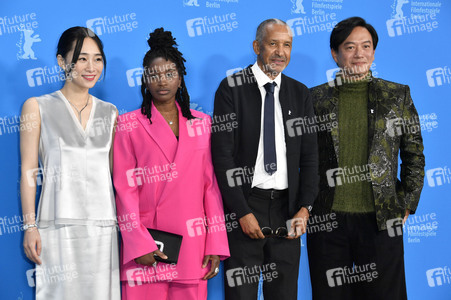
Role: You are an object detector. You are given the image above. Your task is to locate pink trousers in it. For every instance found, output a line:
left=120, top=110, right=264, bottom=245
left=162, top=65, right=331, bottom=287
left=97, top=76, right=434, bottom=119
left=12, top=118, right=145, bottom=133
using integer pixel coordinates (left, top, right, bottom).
left=121, top=280, right=208, bottom=300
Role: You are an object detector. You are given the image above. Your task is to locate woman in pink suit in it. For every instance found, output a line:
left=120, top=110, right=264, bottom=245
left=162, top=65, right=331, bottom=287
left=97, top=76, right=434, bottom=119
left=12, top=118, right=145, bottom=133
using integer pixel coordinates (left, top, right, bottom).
left=113, top=28, right=229, bottom=300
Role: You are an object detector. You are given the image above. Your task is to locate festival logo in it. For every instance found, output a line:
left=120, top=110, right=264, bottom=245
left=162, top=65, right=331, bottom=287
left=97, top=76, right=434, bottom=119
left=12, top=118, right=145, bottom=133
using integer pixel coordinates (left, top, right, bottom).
left=386, top=0, right=441, bottom=37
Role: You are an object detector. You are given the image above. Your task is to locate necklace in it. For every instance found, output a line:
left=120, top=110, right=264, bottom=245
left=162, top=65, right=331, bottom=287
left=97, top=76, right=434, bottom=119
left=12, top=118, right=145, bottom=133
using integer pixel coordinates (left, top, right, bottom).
left=66, top=94, right=90, bottom=122
left=162, top=111, right=178, bottom=125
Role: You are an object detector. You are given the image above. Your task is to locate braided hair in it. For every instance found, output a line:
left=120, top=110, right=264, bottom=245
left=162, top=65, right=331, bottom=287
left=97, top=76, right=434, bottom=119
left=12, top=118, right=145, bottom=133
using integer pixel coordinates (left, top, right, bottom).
left=140, top=28, right=194, bottom=123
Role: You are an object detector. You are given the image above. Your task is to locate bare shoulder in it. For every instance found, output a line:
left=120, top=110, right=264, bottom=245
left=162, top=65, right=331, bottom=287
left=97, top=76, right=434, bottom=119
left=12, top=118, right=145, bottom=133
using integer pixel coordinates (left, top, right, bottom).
left=22, top=97, right=39, bottom=111
left=21, top=97, right=40, bottom=121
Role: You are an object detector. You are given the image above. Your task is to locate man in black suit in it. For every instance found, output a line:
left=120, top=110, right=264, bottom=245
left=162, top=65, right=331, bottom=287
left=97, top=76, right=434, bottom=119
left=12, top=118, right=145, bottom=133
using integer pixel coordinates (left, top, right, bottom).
left=211, top=19, right=319, bottom=300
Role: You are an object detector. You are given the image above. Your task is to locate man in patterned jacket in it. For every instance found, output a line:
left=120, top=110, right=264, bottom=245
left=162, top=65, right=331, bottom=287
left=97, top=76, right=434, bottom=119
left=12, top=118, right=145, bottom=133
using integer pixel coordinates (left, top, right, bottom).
left=307, top=17, right=425, bottom=300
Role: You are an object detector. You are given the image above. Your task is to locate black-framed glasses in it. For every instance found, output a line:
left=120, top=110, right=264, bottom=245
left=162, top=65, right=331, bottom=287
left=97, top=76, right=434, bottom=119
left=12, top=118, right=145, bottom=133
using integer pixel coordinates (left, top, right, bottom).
left=261, top=227, right=288, bottom=238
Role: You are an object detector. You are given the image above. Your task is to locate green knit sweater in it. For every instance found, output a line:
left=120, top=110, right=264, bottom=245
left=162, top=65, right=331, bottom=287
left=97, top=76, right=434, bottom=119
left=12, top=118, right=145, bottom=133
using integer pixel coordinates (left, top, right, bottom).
left=332, top=79, right=375, bottom=213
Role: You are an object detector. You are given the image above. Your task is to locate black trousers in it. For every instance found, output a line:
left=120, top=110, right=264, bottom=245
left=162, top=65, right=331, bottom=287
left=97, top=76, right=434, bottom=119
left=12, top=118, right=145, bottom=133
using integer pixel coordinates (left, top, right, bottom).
left=224, top=189, right=301, bottom=300
left=307, top=212, right=407, bottom=300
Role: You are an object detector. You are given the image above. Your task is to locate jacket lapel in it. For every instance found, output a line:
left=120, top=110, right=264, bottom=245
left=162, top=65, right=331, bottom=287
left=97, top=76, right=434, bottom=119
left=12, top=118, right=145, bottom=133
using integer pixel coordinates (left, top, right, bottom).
left=154, top=103, right=192, bottom=209
left=328, top=75, right=378, bottom=164
left=244, top=67, right=264, bottom=162
left=137, top=103, right=178, bottom=163
left=173, top=104, right=197, bottom=168
left=367, top=78, right=379, bottom=154
left=327, top=86, right=340, bottom=163
left=279, top=75, right=295, bottom=153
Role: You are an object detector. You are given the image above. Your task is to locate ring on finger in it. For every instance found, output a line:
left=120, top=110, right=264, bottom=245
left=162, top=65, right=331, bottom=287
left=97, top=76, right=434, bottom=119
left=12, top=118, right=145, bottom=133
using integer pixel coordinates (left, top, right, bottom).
left=214, top=267, right=219, bottom=274
left=152, top=261, right=158, bottom=267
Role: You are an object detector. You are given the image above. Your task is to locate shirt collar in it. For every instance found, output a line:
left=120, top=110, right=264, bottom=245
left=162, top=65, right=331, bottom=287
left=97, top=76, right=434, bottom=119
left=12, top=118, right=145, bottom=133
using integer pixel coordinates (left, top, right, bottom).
left=251, top=61, right=282, bottom=89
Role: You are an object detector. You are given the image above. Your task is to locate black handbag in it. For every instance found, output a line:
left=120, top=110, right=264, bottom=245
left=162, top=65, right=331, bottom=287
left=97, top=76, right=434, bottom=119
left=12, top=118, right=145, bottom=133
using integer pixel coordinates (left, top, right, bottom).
left=147, top=228, right=183, bottom=264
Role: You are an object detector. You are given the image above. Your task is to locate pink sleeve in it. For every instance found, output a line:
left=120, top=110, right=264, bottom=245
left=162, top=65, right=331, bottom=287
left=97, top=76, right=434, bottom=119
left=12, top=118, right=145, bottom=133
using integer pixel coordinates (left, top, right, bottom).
left=203, top=118, right=230, bottom=260
left=113, top=120, right=158, bottom=265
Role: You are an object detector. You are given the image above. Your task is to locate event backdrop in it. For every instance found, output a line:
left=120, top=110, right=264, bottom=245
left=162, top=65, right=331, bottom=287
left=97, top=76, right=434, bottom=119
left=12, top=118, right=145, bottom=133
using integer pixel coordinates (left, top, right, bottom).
left=0, top=0, right=450, bottom=299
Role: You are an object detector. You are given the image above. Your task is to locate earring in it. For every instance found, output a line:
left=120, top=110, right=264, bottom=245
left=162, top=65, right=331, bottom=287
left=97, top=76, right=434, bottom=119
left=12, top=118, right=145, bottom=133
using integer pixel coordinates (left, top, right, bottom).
left=65, top=70, right=73, bottom=82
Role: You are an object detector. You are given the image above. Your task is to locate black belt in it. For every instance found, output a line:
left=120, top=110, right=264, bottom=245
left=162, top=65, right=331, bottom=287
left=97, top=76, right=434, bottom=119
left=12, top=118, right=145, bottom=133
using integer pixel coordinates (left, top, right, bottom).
left=252, top=187, right=288, bottom=199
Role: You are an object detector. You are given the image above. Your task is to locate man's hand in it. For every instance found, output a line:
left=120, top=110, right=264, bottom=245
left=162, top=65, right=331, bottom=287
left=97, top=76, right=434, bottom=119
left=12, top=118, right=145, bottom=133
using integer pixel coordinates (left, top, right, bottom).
left=403, top=209, right=410, bottom=225
left=239, top=213, right=265, bottom=239
left=287, top=207, right=309, bottom=239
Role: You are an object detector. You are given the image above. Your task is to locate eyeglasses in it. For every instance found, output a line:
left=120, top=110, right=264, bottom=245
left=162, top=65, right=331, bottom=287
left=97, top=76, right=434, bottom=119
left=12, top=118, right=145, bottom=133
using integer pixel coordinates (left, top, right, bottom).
left=261, top=227, right=288, bottom=238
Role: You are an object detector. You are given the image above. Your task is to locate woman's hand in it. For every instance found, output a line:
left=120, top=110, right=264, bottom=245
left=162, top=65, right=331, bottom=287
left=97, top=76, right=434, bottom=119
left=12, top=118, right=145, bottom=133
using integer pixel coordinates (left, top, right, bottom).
left=202, top=255, right=220, bottom=280
left=134, top=249, right=168, bottom=266
left=23, top=228, right=42, bottom=265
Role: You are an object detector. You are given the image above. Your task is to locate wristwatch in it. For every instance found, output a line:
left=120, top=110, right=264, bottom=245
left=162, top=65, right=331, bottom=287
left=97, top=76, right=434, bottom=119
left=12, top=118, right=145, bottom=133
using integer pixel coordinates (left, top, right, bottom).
left=301, top=205, right=313, bottom=215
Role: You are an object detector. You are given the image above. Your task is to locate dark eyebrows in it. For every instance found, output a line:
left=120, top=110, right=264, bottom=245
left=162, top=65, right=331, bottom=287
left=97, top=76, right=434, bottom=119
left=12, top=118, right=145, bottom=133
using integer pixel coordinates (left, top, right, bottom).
left=343, top=40, right=372, bottom=46
left=79, top=52, right=102, bottom=56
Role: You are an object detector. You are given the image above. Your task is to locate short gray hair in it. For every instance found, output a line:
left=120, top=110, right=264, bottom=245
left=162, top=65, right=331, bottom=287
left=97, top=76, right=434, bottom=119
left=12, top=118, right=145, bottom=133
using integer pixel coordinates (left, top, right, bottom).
left=255, top=19, right=291, bottom=44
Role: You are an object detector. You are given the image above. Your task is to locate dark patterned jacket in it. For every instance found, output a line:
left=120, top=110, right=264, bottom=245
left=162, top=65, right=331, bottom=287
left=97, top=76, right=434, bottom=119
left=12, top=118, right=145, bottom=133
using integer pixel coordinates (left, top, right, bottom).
left=310, top=75, right=425, bottom=230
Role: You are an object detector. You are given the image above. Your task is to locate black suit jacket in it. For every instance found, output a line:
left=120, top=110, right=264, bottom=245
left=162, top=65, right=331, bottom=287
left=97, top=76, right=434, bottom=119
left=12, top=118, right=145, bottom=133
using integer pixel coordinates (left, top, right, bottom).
left=211, top=66, right=319, bottom=219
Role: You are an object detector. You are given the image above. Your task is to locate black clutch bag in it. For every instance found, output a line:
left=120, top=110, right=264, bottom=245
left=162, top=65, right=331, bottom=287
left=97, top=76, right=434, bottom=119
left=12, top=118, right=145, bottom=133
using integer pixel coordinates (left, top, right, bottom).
left=147, top=228, right=183, bottom=264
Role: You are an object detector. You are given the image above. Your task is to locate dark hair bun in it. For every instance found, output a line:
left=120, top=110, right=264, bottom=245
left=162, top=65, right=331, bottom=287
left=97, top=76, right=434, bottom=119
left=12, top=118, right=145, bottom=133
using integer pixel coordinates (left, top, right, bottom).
left=147, top=27, right=178, bottom=50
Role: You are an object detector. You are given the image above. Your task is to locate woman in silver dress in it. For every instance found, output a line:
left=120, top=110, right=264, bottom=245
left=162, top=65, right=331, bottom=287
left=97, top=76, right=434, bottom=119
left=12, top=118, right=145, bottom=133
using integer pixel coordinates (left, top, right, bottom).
left=20, top=27, right=120, bottom=299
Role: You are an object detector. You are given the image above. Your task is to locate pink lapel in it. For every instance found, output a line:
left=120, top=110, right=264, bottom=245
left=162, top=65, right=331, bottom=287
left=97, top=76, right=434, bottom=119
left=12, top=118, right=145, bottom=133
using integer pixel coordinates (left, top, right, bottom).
left=172, top=105, right=205, bottom=169
left=136, top=103, right=203, bottom=210
left=172, top=104, right=189, bottom=166
left=137, top=103, right=178, bottom=163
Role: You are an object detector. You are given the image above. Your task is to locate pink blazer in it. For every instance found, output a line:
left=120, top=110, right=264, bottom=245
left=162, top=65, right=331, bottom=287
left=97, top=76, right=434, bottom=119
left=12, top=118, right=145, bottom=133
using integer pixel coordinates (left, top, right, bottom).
left=113, top=103, right=229, bottom=283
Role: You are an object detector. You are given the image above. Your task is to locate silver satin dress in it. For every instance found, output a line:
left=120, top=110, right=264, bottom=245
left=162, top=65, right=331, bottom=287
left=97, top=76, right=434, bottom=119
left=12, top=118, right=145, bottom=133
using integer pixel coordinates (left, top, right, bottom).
left=34, top=91, right=120, bottom=299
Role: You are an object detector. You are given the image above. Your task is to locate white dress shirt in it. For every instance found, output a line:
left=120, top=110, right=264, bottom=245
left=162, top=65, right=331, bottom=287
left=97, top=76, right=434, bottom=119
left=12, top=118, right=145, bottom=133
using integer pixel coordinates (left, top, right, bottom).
left=251, top=62, right=288, bottom=190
